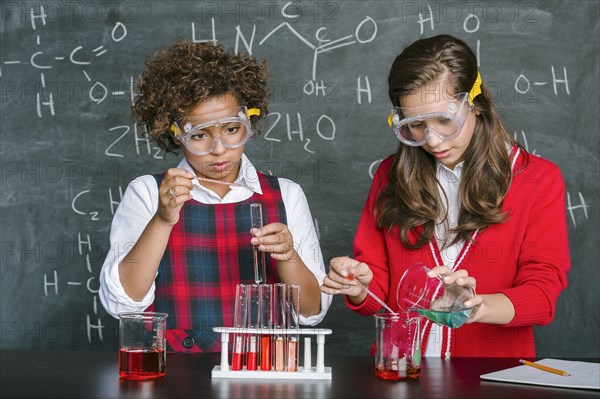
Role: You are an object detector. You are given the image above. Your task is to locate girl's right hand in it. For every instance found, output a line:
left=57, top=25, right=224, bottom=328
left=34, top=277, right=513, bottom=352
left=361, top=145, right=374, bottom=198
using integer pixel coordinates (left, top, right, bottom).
left=155, top=168, right=194, bottom=225
left=320, top=256, right=373, bottom=297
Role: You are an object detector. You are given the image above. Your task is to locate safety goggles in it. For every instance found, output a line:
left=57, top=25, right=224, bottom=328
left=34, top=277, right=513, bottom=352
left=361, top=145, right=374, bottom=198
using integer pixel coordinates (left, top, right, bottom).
left=388, top=92, right=474, bottom=147
left=171, top=106, right=260, bottom=155
left=388, top=72, right=482, bottom=147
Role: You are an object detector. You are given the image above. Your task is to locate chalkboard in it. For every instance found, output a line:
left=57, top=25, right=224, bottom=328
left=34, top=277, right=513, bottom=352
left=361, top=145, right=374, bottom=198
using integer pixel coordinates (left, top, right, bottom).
left=1, top=1, right=598, bottom=358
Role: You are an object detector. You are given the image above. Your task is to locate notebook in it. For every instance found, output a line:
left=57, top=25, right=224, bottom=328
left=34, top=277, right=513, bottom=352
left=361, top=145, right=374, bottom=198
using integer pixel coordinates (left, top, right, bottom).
left=480, top=358, right=600, bottom=390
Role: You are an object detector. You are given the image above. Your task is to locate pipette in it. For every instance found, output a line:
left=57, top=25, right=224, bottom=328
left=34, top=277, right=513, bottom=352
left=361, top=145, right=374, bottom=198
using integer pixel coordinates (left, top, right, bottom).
left=193, top=176, right=242, bottom=187
left=347, top=273, right=398, bottom=316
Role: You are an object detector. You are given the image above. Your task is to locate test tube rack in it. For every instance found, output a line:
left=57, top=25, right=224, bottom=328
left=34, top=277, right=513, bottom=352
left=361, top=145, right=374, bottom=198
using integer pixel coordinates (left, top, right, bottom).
left=211, top=327, right=332, bottom=380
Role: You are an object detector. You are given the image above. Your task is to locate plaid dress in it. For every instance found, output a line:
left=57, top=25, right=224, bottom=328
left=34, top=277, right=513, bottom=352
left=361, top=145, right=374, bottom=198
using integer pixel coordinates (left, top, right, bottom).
left=149, top=172, right=287, bottom=353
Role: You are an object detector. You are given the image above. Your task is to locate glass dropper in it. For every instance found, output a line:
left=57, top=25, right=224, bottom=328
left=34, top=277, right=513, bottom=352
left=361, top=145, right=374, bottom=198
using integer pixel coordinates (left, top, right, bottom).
left=347, top=273, right=398, bottom=316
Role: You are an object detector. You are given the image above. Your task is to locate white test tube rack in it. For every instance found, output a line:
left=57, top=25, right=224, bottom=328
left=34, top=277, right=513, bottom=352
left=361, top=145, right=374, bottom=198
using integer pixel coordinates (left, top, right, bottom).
left=211, top=327, right=332, bottom=380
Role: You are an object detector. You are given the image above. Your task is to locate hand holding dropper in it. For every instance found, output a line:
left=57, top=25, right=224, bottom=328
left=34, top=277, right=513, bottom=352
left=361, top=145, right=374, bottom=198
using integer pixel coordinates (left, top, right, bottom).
left=347, top=273, right=398, bottom=316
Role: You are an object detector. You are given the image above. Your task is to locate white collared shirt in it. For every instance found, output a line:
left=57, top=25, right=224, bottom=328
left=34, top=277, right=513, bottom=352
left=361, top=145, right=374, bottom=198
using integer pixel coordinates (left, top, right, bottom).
left=99, top=154, right=331, bottom=326
left=424, top=161, right=464, bottom=357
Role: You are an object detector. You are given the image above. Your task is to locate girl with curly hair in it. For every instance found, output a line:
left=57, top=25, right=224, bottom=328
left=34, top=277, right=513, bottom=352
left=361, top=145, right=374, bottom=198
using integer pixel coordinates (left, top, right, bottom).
left=321, top=35, right=570, bottom=357
left=100, top=40, right=331, bottom=353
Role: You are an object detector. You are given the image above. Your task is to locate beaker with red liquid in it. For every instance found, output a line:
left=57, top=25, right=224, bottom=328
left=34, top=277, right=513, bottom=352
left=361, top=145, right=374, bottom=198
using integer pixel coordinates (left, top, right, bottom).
left=374, top=313, right=421, bottom=381
left=118, top=312, right=168, bottom=380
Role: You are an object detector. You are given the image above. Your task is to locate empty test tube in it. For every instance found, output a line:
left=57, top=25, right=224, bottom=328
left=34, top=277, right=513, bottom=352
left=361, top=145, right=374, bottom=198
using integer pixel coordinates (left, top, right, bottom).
left=250, top=203, right=266, bottom=284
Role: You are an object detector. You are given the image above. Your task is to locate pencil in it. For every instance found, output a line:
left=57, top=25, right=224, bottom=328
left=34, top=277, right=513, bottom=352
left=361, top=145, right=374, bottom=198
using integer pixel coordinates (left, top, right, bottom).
left=519, top=359, right=571, bottom=377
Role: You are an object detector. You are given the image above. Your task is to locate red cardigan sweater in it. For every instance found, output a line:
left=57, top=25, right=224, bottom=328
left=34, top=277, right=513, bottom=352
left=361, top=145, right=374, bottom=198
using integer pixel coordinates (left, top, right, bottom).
left=347, top=148, right=570, bottom=357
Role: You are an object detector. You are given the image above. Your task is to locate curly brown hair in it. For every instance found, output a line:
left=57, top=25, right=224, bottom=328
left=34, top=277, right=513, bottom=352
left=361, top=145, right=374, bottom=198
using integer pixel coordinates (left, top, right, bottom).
left=132, top=40, right=270, bottom=153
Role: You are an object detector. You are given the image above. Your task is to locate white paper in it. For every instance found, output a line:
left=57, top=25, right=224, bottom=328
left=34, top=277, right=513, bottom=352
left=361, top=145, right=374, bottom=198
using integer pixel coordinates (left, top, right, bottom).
left=480, top=359, right=600, bottom=390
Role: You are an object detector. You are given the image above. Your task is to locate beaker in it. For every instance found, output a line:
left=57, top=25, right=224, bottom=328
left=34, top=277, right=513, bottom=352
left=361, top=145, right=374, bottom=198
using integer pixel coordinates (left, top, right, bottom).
left=118, top=312, right=168, bottom=380
left=374, top=313, right=421, bottom=381
left=396, top=262, right=475, bottom=328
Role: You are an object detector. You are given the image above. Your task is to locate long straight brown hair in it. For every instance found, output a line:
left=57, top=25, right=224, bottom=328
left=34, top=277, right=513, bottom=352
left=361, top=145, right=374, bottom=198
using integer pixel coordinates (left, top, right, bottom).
left=376, top=34, right=526, bottom=249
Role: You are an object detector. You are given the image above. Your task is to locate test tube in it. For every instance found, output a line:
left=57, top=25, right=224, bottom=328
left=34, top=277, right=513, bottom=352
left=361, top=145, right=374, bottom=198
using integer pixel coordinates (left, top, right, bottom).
left=272, top=283, right=287, bottom=371
left=231, top=284, right=248, bottom=371
left=246, top=284, right=260, bottom=371
left=259, top=284, right=273, bottom=371
left=250, top=203, right=266, bottom=284
left=286, top=285, right=300, bottom=372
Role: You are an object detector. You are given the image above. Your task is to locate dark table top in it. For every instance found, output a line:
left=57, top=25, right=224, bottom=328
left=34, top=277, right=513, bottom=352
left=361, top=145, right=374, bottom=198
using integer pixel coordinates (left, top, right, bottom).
left=1, top=350, right=598, bottom=399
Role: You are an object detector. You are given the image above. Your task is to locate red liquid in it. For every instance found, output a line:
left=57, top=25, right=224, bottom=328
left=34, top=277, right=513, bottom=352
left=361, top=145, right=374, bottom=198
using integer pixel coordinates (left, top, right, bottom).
left=231, top=335, right=244, bottom=371
left=246, top=351, right=258, bottom=370
left=119, top=349, right=165, bottom=380
left=375, top=365, right=400, bottom=380
left=260, top=335, right=271, bottom=371
left=375, top=364, right=421, bottom=381
left=246, top=335, right=258, bottom=370
left=231, top=352, right=243, bottom=371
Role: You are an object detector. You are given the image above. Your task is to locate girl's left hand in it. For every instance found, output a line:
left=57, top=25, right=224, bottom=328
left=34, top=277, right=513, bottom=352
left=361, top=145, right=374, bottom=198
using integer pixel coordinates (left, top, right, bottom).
left=251, top=223, right=297, bottom=261
left=427, top=265, right=484, bottom=323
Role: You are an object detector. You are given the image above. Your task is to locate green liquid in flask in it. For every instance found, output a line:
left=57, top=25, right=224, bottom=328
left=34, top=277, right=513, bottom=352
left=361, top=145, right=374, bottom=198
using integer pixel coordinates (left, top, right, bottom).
left=412, top=308, right=471, bottom=328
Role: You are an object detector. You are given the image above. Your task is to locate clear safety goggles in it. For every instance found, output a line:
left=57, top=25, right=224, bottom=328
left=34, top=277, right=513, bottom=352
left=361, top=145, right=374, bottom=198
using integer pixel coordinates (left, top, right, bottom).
left=388, top=92, right=474, bottom=147
left=171, top=106, right=260, bottom=155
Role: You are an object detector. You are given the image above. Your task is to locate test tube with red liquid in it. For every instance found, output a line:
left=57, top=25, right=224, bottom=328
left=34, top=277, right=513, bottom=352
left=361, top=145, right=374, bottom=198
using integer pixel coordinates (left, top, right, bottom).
left=259, top=284, right=273, bottom=371
left=286, top=285, right=300, bottom=372
left=250, top=203, right=266, bottom=284
left=272, top=283, right=287, bottom=371
left=245, top=284, right=260, bottom=371
left=231, top=284, right=248, bottom=371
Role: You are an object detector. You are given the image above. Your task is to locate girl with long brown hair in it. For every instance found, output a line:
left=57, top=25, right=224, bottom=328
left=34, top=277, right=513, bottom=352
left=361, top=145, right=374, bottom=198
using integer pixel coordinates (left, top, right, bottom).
left=321, top=34, right=570, bottom=357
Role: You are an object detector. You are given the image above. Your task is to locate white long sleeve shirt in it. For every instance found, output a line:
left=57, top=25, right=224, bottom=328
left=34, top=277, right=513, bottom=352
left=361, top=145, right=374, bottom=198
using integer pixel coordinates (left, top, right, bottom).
left=424, top=161, right=464, bottom=357
left=99, top=154, right=331, bottom=326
